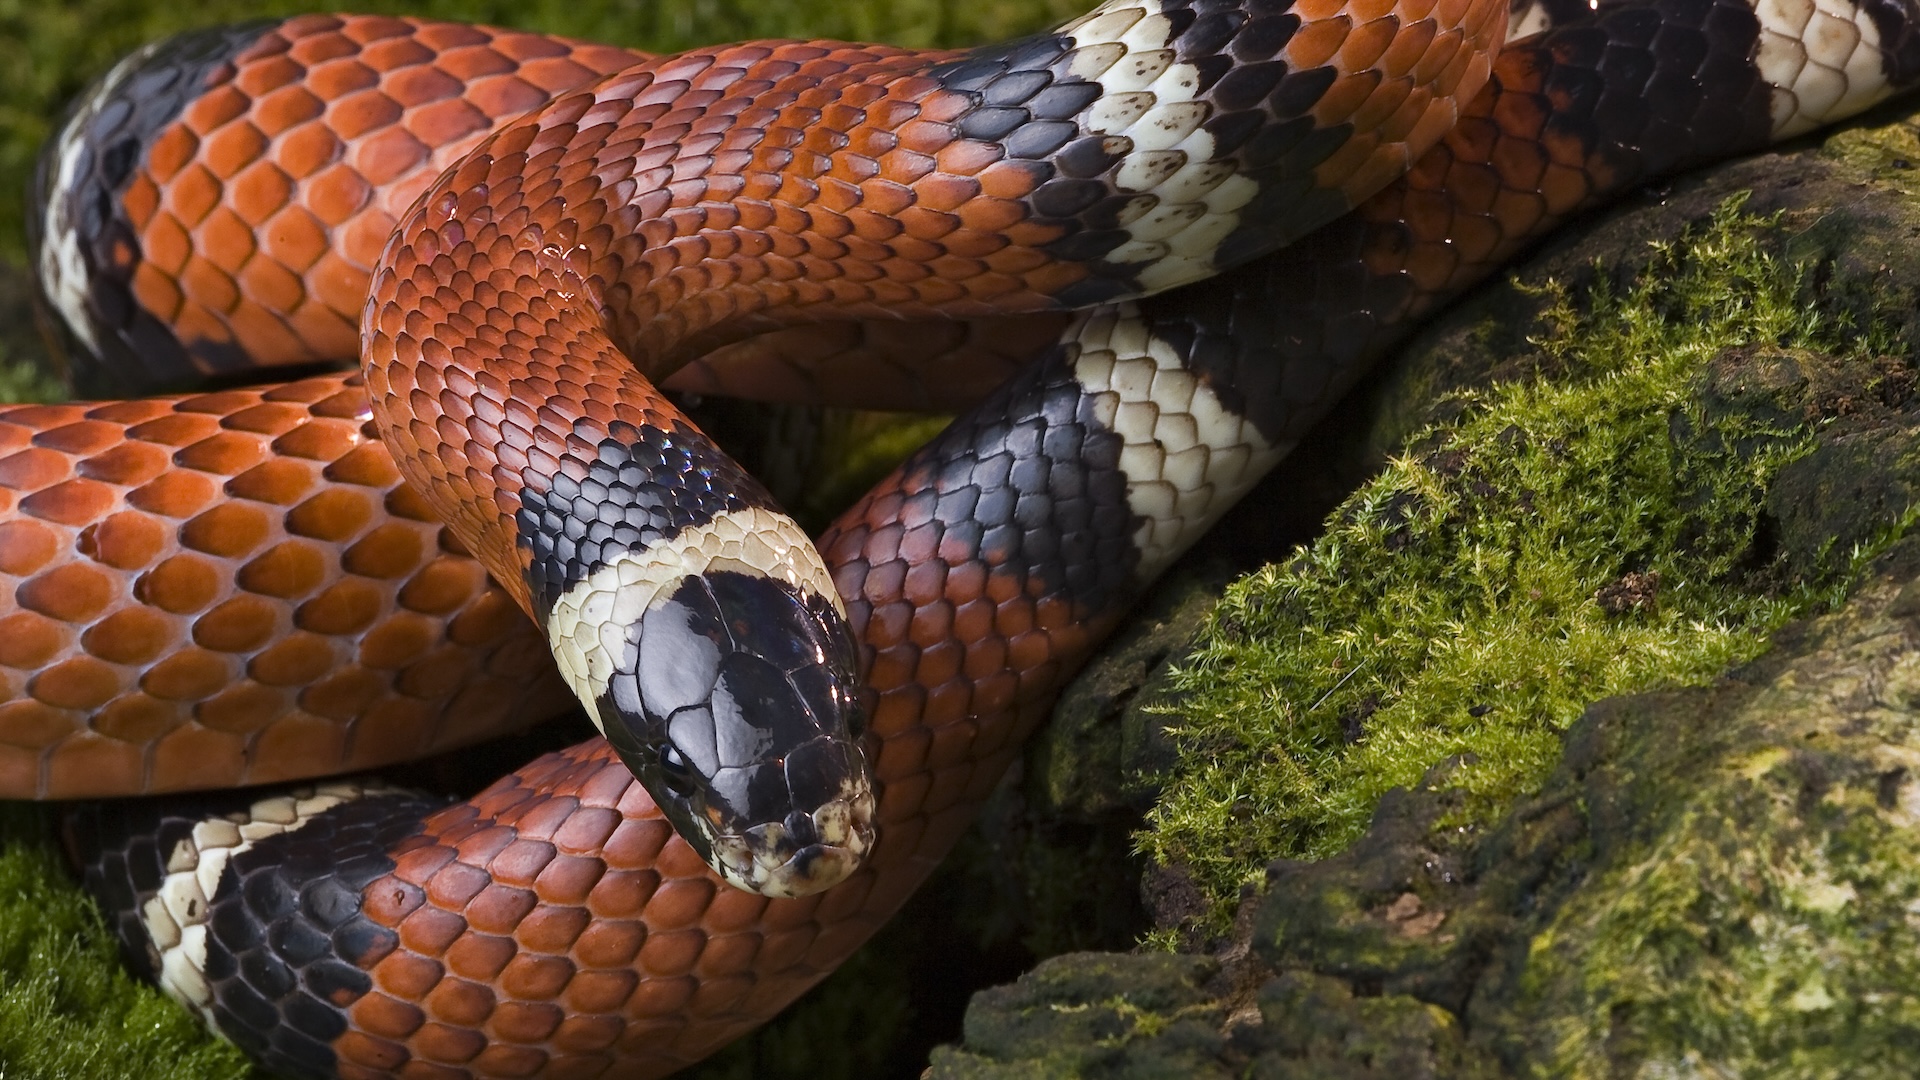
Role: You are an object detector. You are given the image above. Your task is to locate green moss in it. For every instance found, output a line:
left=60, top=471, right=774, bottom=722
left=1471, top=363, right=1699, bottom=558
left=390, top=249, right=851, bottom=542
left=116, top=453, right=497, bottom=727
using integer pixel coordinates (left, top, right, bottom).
left=1818, top=106, right=1920, bottom=196
left=0, top=352, right=61, bottom=405
left=0, top=805, right=252, bottom=1078
left=927, top=953, right=1231, bottom=1079
left=792, top=411, right=957, bottom=531
left=1136, top=197, right=1909, bottom=935
left=1512, top=746, right=1920, bottom=1075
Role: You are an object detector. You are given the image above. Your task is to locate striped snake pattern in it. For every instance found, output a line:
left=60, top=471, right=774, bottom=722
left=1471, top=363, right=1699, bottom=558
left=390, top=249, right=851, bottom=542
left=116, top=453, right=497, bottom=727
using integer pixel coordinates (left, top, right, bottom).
left=7, top=0, right=1918, bottom=1074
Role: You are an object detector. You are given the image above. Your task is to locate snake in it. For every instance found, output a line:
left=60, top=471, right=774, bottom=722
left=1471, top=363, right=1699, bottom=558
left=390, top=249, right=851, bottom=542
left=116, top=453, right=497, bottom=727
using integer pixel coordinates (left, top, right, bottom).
left=7, top=0, right=1917, bottom=1075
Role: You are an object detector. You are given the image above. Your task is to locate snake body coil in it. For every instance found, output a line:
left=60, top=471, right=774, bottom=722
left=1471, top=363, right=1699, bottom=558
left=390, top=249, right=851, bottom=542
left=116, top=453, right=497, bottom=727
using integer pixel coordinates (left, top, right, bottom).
left=10, top=0, right=1920, bottom=1075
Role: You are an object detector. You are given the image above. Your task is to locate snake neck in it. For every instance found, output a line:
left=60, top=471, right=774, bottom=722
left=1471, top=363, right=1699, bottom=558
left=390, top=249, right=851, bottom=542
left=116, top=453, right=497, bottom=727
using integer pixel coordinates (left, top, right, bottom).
left=356, top=0, right=1509, bottom=893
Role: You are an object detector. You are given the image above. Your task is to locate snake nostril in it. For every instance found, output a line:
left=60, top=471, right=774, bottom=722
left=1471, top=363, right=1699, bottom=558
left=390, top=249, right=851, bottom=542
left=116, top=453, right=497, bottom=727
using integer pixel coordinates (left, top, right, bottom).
left=783, top=809, right=819, bottom=846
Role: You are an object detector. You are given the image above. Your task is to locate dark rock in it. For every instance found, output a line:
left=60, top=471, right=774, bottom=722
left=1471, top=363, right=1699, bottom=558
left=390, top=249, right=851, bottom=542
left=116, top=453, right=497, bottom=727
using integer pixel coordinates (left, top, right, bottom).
left=928, top=952, right=1233, bottom=1079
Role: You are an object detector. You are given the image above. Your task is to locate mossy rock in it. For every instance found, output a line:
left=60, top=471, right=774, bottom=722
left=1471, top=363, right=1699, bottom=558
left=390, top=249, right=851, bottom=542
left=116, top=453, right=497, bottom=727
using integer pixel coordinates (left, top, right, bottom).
left=1469, top=551, right=1920, bottom=1073
left=931, top=88, right=1920, bottom=1080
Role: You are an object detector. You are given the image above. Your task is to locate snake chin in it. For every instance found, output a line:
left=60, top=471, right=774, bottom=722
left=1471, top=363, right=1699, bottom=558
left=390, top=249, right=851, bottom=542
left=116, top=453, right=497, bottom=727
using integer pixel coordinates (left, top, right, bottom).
left=634, top=731, right=878, bottom=897
left=709, top=782, right=878, bottom=898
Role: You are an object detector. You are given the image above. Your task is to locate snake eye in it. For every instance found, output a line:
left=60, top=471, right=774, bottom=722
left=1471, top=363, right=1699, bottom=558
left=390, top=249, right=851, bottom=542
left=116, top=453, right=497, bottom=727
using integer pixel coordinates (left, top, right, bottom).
left=657, top=743, right=696, bottom=797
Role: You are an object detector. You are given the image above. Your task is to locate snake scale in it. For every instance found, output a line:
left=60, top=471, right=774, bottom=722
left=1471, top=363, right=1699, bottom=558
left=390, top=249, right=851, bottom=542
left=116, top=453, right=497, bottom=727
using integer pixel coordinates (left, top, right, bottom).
left=4, top=0, right=1916, bottom=1074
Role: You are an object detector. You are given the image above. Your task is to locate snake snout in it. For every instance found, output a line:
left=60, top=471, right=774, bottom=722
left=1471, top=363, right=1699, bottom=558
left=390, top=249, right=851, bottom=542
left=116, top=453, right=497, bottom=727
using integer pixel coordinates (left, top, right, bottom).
left=713, top=745, right=877, bottom=898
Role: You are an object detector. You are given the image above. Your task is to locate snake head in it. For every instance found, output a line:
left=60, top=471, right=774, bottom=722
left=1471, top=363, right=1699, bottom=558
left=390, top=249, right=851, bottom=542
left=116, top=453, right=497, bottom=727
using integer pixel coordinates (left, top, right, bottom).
left=609, top=570, right=875, bottom=898
left=542, top=504, right=875, bottom=899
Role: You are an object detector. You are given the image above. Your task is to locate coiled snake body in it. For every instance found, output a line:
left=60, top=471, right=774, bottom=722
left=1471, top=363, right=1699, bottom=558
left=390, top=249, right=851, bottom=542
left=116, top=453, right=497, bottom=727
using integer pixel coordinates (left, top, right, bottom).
left=10, top=0, right=1919, bottom=1075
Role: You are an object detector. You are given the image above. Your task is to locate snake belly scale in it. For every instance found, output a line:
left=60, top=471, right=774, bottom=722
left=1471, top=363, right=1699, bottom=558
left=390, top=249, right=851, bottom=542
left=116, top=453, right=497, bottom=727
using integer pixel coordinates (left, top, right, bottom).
left=8, top=0, right=1918, bottom=1075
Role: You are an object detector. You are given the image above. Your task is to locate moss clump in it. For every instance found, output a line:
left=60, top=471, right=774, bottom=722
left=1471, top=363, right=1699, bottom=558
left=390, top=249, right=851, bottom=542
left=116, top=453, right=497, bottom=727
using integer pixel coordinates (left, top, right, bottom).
left=0, top=805, right=252, bottom=1079
left=0, top=351, right=60, bottom=404
left=929, top=955, right=1506, bottom=1078
left=1503, top=698, right=1920, bottom=1075
left=792, top=411, right=958, bottom=532
left=926, top=953, right=1231, bottom=1078
left=1137, top=197, right=1908, bottom=936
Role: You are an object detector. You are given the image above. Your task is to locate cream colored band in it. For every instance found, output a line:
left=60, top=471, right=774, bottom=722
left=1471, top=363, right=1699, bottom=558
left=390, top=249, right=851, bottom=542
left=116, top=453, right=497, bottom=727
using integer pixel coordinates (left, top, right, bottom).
left=544, top=506, right=844, bottom=728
